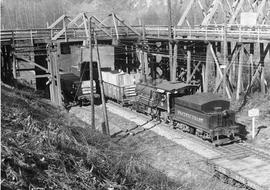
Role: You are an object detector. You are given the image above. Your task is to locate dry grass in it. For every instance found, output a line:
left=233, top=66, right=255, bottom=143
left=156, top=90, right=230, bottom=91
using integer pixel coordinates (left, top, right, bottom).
left=1, top=85, right=181, bottom=190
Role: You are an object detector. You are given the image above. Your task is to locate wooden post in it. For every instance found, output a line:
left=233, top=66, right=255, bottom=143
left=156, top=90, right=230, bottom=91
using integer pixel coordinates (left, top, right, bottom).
left=167, top=0, right=174, bottom=81
left=54, top=52, right=62, bottom=106
left=169, top=42, right=173, bottom=81
left=48, top=50, right=56, bottom=104
left=125, top=45, right=128, bottom=72
left=236, top=45, right=244, bottom=100
left=250, top=43, right=254, bottom=87
left=202, top=63, right=205, bottom=92
left=12, top=54, right=17, bottom=80
left=141, top=50, right=146, bottom=82
left=260, top=43, right=266, bottom=94
left=186, top=49, right=191, bottom=84
left=204, top=43, right=211, bottom=92
left=63, top=18, right=67, bottom=42
left=94, top=32, right=110, bottom=135
left=89, top=17, right=95, bottom=130
left=172, top=43, right=178, bottom=82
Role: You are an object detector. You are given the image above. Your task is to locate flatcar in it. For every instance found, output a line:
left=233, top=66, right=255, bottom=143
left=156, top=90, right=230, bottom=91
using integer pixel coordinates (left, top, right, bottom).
left=172, top=93, right=240, bottom=145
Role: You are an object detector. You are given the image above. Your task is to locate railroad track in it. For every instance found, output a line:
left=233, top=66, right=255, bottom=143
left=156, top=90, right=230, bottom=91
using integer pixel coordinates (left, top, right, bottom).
left=107, top=101, right=270, bottom=162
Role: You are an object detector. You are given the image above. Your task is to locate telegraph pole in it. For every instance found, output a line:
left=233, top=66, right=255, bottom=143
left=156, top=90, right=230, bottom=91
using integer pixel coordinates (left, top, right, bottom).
left=89, top=17, right=95, bottom=130
left=223, top=13, right=228, bottom=97
left=94, top=32, right=110, bottom=135
left=167, top=0, right=174, bottom=82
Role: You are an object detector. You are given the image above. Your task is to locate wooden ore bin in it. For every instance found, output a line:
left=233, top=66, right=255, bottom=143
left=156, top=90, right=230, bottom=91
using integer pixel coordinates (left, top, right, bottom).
left=101, top=70, right=140, bottom=105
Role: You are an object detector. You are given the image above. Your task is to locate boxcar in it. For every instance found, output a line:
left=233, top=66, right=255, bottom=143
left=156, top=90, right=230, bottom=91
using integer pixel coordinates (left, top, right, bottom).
left=173, top=93, right=240, bottom=145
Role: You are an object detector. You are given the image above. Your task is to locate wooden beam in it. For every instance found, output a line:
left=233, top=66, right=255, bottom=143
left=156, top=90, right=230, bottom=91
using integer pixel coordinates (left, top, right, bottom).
left=260, top=43, right=266, bottom=94
left=209, top=44, right=231, bottom=98
left=257, top=0, right=267, bottom=24
left=229, top=0, right=245, bottom=26
left=236, top=44, right=244, bottom=100
left=83, top=14, right=89, bottom=38
left=214, top=44, right=241, bottom=92
left=244, top=63, right=262, bottom=94
left=114, top=14, right=141, bottom=36
left=186, top=49, right=191, bottom=84
left=14, top=54, right=49, bottom=73
left=172, top=43, right=178, bottom=82
left=169, top=42, right=173, bottom=81
left=186, top=61, right=201, bottom=83
left=112, top=13, right=119, bottom=40
left=52, top=13, right=84, bottom=40
left=201, top=0, right=221, bottom=26
left=177, top=0, right=195, bottom=26
left=47, top=15, right=66, bottom=29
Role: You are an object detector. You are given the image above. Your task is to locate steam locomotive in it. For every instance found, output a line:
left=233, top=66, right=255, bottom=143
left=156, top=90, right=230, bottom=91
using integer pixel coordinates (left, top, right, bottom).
left=60, top=68, right=240, bottom=145
left=133, top=80, right=240, bottom=145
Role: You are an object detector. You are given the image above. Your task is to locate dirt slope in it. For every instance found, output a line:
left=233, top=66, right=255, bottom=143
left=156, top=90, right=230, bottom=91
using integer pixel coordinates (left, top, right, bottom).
left=1, top=85, right=180, bottom=190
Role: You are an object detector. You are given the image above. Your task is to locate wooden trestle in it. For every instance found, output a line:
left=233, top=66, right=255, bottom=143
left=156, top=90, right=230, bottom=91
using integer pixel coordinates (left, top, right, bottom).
left=1, top=0, right=270, bottom=105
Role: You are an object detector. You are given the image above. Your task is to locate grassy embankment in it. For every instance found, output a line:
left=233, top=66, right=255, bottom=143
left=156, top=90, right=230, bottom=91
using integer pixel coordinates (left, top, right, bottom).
left=1, top=85, right=181, bottom=190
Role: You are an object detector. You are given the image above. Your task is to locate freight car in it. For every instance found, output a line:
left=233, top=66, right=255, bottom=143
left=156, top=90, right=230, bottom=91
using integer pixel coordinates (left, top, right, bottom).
left=172, top=93, right=240, bottom=145
left=101, top=70, right=140, bottom=105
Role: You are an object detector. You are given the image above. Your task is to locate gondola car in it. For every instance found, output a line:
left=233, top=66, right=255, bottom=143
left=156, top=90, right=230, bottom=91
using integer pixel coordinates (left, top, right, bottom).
left=172, top=93, right=240, bottom=145
left=133, top=80, right=198, bottom=121
left=101, top=70, right=140, bottom=105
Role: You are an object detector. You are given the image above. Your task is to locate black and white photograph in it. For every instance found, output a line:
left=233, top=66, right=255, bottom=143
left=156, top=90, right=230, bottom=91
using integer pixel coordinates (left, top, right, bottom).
left=1, top=0, right=270, bottom=189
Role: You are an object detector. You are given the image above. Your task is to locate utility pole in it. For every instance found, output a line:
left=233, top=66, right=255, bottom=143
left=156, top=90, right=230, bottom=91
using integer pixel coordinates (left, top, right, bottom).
left=89, top=17, right=95, bottom=130
left=167, top=0, right=174, bottom=82
left=94, top=32, right=110, bottom=135
left=223, top=14, right=228, bottom=98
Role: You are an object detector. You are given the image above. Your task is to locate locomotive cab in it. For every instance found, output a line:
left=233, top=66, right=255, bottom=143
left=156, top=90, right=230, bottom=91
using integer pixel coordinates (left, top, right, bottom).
left=134, top=80, right=198, bottom=121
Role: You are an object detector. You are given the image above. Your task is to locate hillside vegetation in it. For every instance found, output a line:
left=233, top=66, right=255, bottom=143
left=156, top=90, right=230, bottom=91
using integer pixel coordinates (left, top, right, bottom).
left=1, top=85, right=180, bottom=189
